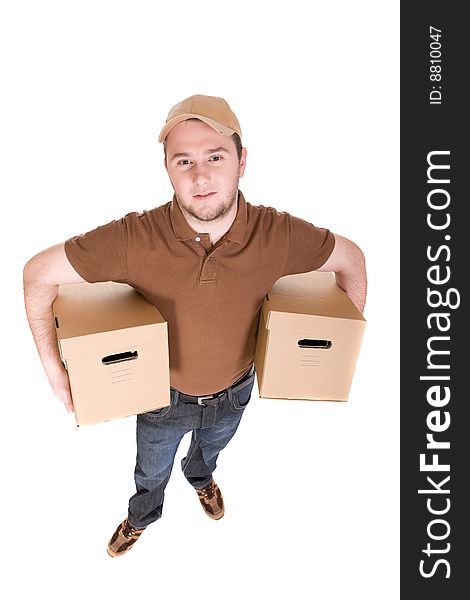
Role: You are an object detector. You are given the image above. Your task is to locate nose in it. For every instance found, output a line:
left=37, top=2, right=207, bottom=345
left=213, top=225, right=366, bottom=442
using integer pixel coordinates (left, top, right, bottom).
left=192, top=161, right=210, bottom=186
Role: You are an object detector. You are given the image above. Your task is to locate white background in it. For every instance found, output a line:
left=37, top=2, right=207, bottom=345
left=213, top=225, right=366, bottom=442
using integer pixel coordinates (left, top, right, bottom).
left=0, top=1, right=399, bottom=598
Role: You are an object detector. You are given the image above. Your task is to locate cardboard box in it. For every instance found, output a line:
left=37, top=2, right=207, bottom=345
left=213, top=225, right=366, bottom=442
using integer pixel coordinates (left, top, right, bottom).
left=53, top=282, right=170, bottom=426
left=255, top=271, right=365, bottom=402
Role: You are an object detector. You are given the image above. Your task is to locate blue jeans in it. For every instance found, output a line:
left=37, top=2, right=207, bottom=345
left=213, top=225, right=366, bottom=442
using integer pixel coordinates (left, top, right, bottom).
left=127, top=370, right=255, bottom=529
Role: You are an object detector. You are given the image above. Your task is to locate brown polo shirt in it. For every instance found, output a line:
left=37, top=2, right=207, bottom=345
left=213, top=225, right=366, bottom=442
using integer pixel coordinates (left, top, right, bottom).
left=64, top=189, right=335, bottom=395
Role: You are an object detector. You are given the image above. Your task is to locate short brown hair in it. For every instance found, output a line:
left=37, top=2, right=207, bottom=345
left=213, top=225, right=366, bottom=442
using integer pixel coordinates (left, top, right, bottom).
left=163, top=118, right=242, bottom=163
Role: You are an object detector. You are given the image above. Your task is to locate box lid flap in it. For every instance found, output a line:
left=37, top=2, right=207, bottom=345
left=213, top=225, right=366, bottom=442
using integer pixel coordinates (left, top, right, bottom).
left=53, top=282, right=165, bottom=339
left=264, top=271, right=365, bottom=330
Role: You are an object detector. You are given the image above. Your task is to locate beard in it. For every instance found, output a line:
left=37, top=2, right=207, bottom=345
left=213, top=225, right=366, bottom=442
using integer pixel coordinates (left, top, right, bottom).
left=176, top=180, right=239, bottom=223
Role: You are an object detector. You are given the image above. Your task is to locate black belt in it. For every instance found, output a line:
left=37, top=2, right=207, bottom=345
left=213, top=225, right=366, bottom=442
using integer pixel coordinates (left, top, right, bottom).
left=177, top=364, right=255, bottom=406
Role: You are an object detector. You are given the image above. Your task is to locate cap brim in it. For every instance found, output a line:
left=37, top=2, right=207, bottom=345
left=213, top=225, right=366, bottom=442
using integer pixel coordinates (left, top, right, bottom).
left=158, top=114, right=236, bottom=143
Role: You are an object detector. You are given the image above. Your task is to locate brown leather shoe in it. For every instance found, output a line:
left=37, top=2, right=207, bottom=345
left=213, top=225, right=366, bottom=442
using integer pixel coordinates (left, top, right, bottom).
left=196, top=479, right=225, bottom=520
left=107, top=518, right=146, bottom=557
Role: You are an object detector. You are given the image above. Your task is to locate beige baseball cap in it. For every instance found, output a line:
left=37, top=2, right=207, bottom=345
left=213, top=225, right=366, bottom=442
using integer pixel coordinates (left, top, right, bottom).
left=158, top=94, right=242, bottom=143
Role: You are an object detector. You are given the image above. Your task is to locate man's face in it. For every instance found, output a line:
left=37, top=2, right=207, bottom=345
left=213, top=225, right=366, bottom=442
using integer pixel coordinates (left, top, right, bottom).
left=164, top=119, right=246, bottom=223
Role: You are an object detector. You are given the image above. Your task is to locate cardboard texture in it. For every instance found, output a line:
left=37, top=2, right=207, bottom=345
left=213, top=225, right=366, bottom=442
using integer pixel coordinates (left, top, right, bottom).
left=53, top=282, right=170, bottom=426
left=255, top=271, right=366, bottom=402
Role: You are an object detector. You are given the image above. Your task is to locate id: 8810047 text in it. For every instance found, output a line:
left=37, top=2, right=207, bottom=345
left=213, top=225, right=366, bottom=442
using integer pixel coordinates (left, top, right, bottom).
left=429, top=26, right=442, bottom=105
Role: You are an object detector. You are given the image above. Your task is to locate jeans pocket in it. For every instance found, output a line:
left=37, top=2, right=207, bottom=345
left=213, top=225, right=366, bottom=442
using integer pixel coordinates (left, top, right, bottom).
left=141, top=404, right=173, bottom=421
left=229, top=377, right=255, bottom=412
left=141, top=391, right=176, bottom=420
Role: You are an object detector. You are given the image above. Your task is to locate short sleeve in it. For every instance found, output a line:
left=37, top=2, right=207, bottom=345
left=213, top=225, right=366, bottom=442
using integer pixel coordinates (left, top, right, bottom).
left=282, top=214, right=335, bottom=276
left=64, top=217, right=128, bottom=283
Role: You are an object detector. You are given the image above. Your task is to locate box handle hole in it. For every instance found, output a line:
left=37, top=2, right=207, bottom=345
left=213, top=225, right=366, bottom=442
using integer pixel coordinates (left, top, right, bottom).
left=102, top=350, right=138, bottom=365
left=298, top=339, right=332, bottom=349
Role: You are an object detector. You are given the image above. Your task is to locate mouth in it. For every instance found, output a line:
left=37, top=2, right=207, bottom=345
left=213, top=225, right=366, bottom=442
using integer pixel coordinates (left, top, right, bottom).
left=193, top=191, right=217, bottom=200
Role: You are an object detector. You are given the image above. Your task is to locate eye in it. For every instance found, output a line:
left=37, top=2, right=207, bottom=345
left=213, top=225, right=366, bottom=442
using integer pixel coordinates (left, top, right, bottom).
left=209, top=155, right=222, bottom=162
left=177, top=159, right=191, bottom=166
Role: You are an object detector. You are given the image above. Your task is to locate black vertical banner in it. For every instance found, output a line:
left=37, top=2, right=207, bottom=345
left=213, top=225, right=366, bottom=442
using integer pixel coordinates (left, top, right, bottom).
left=401, top=3, right=467, bottom=597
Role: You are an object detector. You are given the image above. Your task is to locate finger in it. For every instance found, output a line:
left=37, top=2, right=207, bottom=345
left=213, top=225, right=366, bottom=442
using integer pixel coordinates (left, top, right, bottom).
left=57, top=391, right=75, bottom=413
left=64, top=396, right=75, bottom=413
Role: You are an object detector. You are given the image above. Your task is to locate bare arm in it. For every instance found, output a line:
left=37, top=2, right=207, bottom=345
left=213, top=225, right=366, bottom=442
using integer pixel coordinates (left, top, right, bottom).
left=318, top=234, right=367, bottom=314
left=23, top=243, right=86, bottom=413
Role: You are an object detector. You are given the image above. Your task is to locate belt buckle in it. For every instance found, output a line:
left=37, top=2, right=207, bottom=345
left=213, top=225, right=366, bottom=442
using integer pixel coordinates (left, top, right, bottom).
left=197, top=395, right=213, bottom=406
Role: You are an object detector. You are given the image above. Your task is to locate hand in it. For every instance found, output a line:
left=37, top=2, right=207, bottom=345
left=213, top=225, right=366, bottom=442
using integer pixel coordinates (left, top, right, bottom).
left=49, top=365, right=74, bottom=414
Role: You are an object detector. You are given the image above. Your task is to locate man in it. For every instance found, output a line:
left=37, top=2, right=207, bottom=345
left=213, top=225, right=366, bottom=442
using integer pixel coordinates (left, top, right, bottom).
left=23, top=94, right=367, bottom=557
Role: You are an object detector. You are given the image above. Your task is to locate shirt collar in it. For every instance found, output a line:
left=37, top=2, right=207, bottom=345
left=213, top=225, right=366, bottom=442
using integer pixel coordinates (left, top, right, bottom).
left=170, top=189, right=248, bottom=244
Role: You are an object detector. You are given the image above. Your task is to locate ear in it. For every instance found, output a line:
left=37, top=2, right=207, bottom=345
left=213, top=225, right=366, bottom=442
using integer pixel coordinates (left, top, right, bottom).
left=238, top=147, right=247, bottom=178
